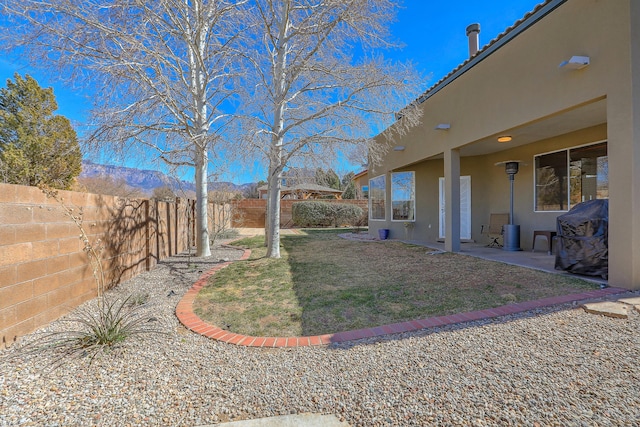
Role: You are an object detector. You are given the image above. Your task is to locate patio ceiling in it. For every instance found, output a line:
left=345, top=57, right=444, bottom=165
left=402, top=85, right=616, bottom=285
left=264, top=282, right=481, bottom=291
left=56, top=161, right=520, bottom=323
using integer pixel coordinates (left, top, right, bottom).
left=416, top=98, right=608, bottom=163
left=458, top=97, right=607, bottom=157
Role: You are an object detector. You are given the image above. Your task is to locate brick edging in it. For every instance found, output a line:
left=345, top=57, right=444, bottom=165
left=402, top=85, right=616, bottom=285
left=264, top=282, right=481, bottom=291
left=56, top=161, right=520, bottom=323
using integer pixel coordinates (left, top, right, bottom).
left=175, top=255, right=629, bottom=347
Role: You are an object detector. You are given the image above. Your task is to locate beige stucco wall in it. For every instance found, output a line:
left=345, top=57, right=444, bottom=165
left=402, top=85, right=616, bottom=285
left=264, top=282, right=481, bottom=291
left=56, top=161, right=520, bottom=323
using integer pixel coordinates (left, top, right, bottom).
left=353, top=172, right=369, bottom=198
left=371, top=0, right=640, bottom=289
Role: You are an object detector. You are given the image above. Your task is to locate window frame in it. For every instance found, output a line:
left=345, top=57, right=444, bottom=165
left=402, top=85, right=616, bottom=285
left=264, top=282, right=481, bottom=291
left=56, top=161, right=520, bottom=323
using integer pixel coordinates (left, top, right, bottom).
left=391, top=171, right=416, bottom=222
left=368, top=175, right=386, bottom=221
left=533, top=140, right=608, bottom=212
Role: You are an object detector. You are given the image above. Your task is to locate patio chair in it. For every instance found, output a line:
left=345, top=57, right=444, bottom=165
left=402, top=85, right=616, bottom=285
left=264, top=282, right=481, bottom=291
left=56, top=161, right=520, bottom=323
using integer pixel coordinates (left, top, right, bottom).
left=481, top=213, right=509, bottom=248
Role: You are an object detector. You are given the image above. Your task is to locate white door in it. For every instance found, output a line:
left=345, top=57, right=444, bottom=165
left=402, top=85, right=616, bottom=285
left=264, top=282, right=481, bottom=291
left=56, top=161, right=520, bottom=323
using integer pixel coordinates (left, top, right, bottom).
left=439, top=176, right=471, bottom=240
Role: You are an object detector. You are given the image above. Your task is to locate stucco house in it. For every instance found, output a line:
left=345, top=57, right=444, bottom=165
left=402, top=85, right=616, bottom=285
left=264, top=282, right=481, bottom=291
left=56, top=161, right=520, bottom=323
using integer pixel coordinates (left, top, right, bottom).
left=369, top=0, right=640, bottom=290
left=351, top=169, right=369, bottom=199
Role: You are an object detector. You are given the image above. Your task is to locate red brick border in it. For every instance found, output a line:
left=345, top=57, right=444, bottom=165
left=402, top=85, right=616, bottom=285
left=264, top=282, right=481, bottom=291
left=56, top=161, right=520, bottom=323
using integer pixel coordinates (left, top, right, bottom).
left=175, top=251, right=629, bottom=348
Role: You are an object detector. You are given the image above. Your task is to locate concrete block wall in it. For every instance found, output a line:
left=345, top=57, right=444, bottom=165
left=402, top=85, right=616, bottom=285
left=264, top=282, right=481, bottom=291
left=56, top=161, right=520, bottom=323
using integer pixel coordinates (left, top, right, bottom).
left=0, top=183, right=195, bottom=348
left=231, top=199, right=267, bottom=228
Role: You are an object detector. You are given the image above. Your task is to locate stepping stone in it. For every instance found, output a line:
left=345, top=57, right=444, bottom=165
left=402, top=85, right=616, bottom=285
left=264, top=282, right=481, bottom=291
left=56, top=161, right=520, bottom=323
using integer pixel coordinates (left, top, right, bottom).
left=583, top=301, right=628, bottom=319
left=200, top=414, right=350, bottom=427
left=618, top=297, right=640, bottom=313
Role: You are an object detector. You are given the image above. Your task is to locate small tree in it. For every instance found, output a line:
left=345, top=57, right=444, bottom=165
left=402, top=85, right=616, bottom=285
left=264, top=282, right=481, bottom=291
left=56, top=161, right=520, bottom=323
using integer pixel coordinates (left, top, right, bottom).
left=209, top=185, right=241, bottom=244
left=243, top=180, right=267, bottom=199
left=315, top=168, right=341, bottom=190
left=341, top=172, right=358, bottom=199
left=0, top=74, right=81, bottom=189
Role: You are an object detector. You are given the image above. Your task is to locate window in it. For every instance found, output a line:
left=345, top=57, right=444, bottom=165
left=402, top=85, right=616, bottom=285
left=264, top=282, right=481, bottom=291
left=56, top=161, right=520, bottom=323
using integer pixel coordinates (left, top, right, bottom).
left=535, top=142, right=608, bottom=211
left=361, top=185, right=369, bottom=199
left=369, top=175, right=385, bottom=220
left=391, top=171, right=415, bottom=221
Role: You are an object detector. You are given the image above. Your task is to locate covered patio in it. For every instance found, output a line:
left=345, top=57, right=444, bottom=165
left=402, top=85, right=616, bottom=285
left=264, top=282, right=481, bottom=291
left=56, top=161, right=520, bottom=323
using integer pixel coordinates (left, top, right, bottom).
left=369, top=0, right=640, bottom=289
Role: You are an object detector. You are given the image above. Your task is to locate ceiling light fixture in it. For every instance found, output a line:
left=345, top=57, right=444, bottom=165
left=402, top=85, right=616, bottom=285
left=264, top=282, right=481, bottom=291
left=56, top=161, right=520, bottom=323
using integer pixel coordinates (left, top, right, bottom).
left=497, top=135, right=512, bottom=143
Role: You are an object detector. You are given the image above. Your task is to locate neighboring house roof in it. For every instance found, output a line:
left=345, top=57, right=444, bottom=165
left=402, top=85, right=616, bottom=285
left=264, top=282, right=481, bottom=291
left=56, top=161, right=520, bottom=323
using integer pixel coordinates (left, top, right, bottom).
left=352, top=169, right=368, bottom=180
left=412, top=0, right=562, bottom=106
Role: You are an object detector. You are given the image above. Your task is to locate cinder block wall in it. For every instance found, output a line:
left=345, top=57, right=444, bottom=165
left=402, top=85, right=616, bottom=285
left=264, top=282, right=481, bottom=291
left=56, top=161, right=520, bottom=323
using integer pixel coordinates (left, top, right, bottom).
left=231, top=199, right=267, bottom=228
left=0, top=183, right=195, bottom=348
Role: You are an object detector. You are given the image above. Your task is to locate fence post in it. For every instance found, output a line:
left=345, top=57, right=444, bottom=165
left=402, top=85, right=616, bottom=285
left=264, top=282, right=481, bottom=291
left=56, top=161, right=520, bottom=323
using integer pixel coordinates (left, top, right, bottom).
left=192, top=200, right=196, bottom=248
left=175, top=198, right=180, bottom=254
left=144, top=199, right=151, bottom=271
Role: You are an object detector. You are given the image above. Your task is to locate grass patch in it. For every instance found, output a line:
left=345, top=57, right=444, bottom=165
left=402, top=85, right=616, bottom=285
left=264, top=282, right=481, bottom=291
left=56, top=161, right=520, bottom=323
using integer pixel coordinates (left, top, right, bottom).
left=193, top=231, right=598, bottom=337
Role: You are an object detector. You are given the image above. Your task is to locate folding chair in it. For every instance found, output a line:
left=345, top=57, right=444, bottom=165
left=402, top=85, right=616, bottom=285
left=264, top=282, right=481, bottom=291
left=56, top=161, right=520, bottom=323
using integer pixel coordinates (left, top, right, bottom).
left=481, top=213, right=509, bottom=248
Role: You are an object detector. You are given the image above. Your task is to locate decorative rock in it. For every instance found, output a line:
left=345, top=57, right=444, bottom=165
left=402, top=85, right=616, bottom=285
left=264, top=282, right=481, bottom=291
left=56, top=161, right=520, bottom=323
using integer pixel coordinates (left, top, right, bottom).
left=1, top=242, right=639, bottom=426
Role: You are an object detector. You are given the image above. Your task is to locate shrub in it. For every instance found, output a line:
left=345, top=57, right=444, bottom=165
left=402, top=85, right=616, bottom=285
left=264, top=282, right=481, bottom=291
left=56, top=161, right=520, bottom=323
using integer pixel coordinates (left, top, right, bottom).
left=292, top=201, right=363, bottom=227
left=351, top=212, right=369, bottom=233
left=292, top=201, right=331, bottom=227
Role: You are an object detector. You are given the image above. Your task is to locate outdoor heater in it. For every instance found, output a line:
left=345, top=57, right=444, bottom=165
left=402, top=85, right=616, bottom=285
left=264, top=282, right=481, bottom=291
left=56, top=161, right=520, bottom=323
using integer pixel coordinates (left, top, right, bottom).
left=495, top=160, right=523, bottom=251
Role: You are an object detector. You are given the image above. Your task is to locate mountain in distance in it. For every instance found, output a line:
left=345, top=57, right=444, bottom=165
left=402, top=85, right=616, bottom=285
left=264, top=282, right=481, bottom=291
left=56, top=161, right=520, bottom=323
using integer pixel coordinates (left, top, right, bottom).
left=80, top=161, right=254, bottom=194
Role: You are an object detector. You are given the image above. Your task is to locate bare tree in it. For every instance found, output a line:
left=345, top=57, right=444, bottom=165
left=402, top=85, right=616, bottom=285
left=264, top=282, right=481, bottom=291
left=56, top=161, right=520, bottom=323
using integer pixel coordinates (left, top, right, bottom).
left=152, top=186, right=177, bottom=202
left=240, top=0, right=423, bottom=257
left=74, top=175, right=146, bottom=198
left=0, top=0, right=246, bottom=256
left=208, top=185, right=241, bottom=245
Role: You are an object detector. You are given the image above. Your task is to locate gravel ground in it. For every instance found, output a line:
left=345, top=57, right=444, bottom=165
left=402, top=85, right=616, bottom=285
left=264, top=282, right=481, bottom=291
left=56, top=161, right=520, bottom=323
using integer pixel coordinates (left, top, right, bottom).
left=1, top=241, right=640, bottom=427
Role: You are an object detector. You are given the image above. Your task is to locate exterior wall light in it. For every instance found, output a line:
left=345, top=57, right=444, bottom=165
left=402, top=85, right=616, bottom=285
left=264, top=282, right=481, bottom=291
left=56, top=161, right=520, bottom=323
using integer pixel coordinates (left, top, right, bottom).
left=559, top=56, right=590, bottom=70
left=497, top=135, right=512, bottom=143
left=393, top=146, right=405, bottom=151
left=434, top=123, right=451, bottom=130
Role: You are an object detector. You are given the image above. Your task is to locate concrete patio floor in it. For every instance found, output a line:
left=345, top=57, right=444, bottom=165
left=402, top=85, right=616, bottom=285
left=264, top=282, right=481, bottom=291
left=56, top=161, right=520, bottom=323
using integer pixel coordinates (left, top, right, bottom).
left=424, top=240, right=608, bottom=287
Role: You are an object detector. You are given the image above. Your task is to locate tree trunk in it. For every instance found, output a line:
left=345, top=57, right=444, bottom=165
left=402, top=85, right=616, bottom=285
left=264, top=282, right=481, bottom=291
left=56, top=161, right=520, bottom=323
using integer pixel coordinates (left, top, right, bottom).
left=195, top=146, right=211, bottom=257
left=264, top=163, right=273, bottom=248
left=265, top=168, right=282, bottom=258
left=264, top=1, right=290, bottom=258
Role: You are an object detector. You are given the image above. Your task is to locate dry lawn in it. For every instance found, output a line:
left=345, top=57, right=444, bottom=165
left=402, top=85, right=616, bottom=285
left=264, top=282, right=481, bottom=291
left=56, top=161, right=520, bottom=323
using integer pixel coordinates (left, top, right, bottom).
left=193, top=229, right=598, bottom=337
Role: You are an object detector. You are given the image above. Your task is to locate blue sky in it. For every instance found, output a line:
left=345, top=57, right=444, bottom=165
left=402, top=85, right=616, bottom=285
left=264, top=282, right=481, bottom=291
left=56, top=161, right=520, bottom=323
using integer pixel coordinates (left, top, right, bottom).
left=0, top=0, right=542, bottom=184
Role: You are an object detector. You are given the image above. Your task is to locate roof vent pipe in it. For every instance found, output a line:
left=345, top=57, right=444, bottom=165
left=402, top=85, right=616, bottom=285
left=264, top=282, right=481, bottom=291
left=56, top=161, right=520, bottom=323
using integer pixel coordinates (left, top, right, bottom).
left=466, top=23, right=481, bottom=57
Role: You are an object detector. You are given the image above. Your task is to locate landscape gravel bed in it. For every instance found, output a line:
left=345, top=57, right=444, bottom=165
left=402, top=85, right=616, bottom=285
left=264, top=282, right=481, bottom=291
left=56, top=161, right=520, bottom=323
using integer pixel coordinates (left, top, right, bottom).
left=1, top=242, right=639, bottom=426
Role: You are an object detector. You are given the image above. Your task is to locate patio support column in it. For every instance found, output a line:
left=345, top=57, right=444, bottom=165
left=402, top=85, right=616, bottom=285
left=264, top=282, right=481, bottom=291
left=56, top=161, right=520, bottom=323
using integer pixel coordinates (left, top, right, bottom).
left=606, top=0, right=640, bottom=290
left=444, top=148, right=461, bottom=252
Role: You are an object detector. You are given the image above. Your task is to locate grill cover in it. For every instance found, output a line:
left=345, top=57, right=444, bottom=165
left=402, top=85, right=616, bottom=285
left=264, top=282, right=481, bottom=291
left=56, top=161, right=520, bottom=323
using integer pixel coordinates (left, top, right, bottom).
left=555, top=199, right=608, bottom=279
